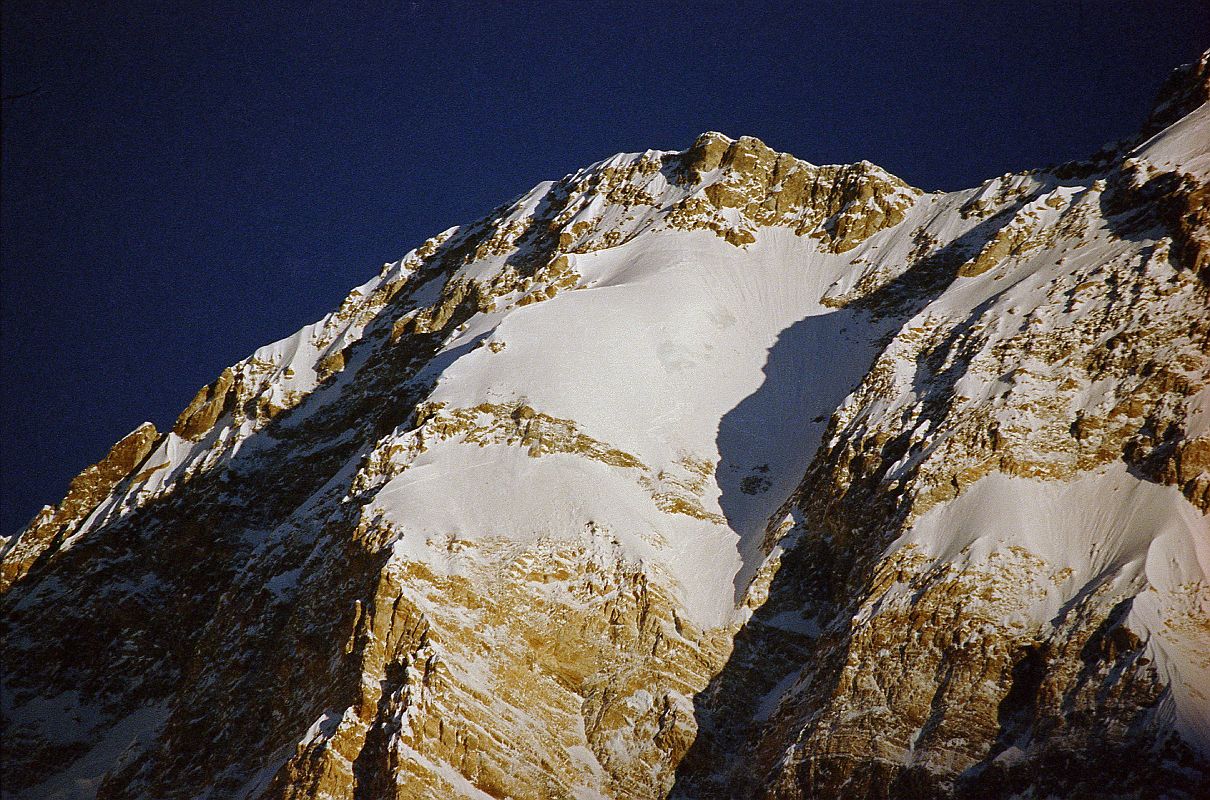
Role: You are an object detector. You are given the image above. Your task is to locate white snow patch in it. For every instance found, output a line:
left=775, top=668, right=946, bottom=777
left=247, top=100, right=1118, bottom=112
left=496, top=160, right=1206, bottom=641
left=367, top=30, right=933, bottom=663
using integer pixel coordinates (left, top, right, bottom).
left=895, top=462, right=1210, bottom=752
left=12, top=704, right=170, bottom=800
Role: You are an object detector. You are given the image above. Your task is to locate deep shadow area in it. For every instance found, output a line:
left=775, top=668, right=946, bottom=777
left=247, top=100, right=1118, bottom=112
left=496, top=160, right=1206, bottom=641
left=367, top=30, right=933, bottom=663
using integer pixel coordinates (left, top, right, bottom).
left=712, top=202, right=1028, bottom=608
left=713, top=304, right=875, bottom=606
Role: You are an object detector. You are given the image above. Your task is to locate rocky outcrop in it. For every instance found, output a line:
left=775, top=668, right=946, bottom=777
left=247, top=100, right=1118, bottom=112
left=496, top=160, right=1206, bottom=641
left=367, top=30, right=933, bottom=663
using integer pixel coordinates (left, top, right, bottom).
left=672, top=132, right=920, bottom=251
left=0, top=421, right=158, bottom=591
left=173, top=367, right=236, bottom=440
left=262, top=534, right=732, bottom=800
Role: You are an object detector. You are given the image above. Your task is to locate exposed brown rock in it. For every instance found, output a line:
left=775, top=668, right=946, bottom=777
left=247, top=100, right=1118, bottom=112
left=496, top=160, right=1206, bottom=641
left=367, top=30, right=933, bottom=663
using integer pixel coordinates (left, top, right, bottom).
left=670, top=132, right=920, bottom=252
left=314, top=349, right=347, bottom=383
left=1, top=421, right=159, bottom=592
left=173, top=367, right=236, bottom=440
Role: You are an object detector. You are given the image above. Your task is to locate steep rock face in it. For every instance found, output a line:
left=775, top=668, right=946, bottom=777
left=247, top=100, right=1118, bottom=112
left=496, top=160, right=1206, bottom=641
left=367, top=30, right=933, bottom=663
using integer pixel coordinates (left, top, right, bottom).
left=2, top=54, right=1208, bottom=800
left=0, top=421, right=160, bottom=591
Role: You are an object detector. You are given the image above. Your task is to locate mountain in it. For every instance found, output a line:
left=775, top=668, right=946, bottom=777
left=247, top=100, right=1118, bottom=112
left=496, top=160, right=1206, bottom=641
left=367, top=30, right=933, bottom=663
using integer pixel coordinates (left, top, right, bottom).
left=2, top=52, right=1208, bottom=800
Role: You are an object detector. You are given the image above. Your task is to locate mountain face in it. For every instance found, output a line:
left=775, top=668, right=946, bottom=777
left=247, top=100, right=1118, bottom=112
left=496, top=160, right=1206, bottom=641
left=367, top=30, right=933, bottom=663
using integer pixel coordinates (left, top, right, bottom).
left=3, top=54, right=1209, bottom=800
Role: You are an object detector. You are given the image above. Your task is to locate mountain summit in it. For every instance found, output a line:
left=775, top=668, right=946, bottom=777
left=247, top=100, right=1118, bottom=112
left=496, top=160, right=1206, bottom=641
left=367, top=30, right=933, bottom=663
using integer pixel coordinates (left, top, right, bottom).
left=3, top=52, right=1209, bottom=800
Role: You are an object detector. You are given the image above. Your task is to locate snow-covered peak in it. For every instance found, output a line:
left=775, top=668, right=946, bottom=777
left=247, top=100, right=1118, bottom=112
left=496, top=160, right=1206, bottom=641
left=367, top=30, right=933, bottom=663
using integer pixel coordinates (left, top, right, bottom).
left=5, top=61, right=1210, bottom=798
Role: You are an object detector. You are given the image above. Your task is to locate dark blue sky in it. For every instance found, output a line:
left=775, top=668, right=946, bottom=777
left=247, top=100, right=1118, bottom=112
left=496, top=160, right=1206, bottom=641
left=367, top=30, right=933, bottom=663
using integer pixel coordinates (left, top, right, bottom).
left=2, top=1, right=1206, bottom=533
